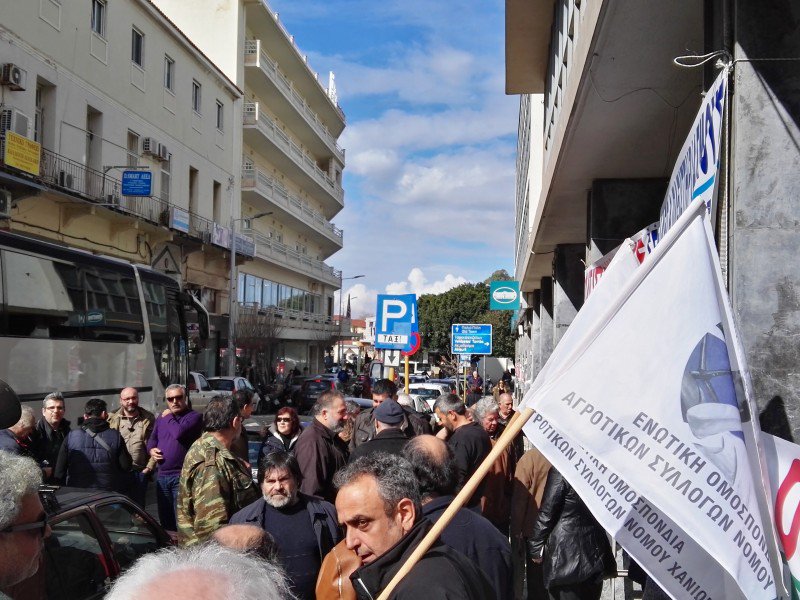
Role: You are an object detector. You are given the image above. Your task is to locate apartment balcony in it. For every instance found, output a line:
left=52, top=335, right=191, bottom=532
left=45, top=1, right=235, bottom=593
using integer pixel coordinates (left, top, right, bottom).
left=241, top=165, right=343, bottom=258
left=2, top=144, right=221, bottom=249
left=241, top=226, right=341, bottom=287
left=245, top=39, right=345, bottom=164
left=243, top=0, right=346, bottom=132
left=243, top=102, right=344, bottom=216
left=237, top=302, right=340, bottom=341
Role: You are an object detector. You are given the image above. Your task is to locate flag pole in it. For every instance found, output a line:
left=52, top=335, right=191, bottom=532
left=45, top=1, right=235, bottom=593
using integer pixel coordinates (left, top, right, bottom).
left=376, top=405, right=535, bottom=600
left=702, top=217, right=790, bottom=599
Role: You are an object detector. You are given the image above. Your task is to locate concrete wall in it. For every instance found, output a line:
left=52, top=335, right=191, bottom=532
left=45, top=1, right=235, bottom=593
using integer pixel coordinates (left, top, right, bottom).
left=731, top=0, right=800, bottom=441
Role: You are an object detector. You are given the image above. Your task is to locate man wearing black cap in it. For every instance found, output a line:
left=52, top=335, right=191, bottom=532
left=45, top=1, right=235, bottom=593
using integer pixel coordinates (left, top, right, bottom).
left=347, top=399, right=410, bottom=463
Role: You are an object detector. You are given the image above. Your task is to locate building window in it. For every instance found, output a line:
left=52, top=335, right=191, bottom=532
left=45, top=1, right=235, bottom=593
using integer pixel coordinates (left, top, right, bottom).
left=34, top=86, right=44, bottom=144
left=91, top=0, right=106, bottom=37
left=160, top=156, right=171, bottom=203
left=215, top=100, right=224, bottom=131
left=164, top=55, right=174, bottom=92
left=131, top=28, right=144, bottom=67
left=126, top=130, right=139, bottom=167
left=191, top=80, right=201, bottom=113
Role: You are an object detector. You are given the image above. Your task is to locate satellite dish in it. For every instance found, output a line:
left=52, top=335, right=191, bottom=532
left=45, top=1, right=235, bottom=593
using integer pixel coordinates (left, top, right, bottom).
left=0, top=379, right=21, bottom=429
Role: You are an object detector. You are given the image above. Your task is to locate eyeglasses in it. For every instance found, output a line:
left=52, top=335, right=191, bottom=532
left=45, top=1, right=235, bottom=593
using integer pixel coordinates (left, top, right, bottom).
left=275, top=417, right=292, bottom=423
left=166, top=394, right=185, bottom=403
left=1, top=515, right=49, bottom=537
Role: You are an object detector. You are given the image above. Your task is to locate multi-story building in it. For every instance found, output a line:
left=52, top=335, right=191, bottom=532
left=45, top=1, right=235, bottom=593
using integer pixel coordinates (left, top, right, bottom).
left=508, top=0, right=800, bottom=441
left=153, top=0, right=346, bottom=378
left=0, top=0, right=242, bottom=376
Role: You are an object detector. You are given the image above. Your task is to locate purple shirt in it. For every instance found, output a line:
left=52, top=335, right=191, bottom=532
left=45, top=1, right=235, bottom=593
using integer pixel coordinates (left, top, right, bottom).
left=146, top=410, right=203, bottom=476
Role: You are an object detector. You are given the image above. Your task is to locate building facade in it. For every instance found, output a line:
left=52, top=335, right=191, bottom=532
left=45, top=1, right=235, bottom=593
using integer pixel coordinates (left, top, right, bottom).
left=153, top=0, right=346, bottom=380
left=0, top=0, right=242, bottom=376
left=509, top=0, right=800, bottom=440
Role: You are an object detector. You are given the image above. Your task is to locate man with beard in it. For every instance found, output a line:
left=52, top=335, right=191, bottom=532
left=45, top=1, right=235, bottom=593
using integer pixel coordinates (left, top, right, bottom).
left=231, top=451, right=340, bottom=600
left=0, top=454, right=51, bottom=598
left=108, top=387, right=156, bottom=507
left=294, top=391, right=349, bottom=502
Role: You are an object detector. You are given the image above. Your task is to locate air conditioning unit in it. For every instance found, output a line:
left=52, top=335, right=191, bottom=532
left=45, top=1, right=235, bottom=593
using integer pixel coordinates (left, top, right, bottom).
left=1, top=64, right=27, bottom=91
left=142, top=137, right=158, bottom=155
left=106, top=193, right=120, bottom=205
left=200, top=230, right=213, bottom=244
left=0, top=107, right=30, bottom=137
left=58, top=170, right=74, bottom=189
left=158, top=143, right=170, bottom=162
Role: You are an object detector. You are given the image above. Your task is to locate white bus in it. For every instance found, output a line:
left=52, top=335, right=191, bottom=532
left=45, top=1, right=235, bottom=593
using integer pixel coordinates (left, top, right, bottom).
left=0, top=230, right=209, bottom=421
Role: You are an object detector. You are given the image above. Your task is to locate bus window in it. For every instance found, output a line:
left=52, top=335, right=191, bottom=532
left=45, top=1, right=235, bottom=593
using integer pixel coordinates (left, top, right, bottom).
left=3, top=251, right=82, bottom=339
left=141, top=275, right=187, bottom=389
left=82, top=266, right=144, bottom=343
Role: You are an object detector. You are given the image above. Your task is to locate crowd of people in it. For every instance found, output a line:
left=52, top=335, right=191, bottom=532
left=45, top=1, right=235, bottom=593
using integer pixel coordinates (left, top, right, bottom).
left=0, top=377, right=617, bottom=600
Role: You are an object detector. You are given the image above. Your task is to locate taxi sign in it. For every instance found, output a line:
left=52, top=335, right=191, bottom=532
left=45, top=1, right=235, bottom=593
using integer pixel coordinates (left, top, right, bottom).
left=375, top=294, right=417, bottom=350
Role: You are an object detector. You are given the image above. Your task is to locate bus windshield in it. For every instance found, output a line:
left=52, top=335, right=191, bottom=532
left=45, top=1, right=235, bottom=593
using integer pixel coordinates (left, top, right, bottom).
left=140, top=272, right=187, bottom=390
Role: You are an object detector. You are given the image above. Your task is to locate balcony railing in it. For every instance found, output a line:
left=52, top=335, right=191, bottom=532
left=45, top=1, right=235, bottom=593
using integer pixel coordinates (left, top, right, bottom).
left=241, top=226, right=341, bottom=286
left=241, top=165, right=342, bottom=245
left=237, top=301, right=339, bottom=333
left=243, top=102, right=344, bottom=206
left=4, top=145, right=217, bottom=244
left=244, top=39, right=345, bottom=162
left=249, top=1, right=346, bottom=122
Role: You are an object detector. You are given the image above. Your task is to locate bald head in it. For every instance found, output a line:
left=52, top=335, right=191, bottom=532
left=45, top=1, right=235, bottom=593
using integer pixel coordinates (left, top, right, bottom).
left=402, top=435, right=458, bottom=501
left=213, top=524, right=277, bottom=560
left=119, top=386, right=140, bottom=417
left=497, top=393, right=514, bottom=420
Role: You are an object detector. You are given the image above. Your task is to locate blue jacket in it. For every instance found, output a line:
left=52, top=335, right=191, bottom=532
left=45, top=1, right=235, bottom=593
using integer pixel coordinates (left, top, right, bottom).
left=422, top=495, right=514, bottom=600
left=230, top=492, right=341, bottom=560
left=54, top=417, right=132, bottom=492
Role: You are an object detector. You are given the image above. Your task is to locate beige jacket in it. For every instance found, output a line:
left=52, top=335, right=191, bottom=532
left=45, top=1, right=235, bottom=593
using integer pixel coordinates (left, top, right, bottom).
left=108, top=407, right=157, bottom=470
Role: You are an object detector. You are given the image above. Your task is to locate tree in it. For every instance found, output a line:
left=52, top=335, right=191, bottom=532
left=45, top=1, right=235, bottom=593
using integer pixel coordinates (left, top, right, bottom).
left=237, top=305, right=284, bottom=385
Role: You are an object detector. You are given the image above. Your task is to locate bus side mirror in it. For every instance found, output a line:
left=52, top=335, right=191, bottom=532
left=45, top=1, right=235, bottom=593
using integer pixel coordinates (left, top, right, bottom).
left=179, top=292, right=210, bottom=341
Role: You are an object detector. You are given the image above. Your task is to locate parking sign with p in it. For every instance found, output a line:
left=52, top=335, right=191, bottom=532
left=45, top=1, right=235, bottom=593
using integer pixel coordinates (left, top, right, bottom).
left=375, top=294, right=417, bottom=350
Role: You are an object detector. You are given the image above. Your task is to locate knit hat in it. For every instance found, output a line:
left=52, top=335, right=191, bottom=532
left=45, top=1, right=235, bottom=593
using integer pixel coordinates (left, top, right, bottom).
left=374, top=400, right=404, bottom=426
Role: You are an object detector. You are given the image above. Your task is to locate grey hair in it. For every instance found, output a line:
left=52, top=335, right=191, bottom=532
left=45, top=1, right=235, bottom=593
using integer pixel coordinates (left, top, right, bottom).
left=472, top=397, right=499, bottom=423
left=395, top=393, right=414, bottom=409
left=164, top=383, right=185, bottom=397
left=0, top=454, right=43, bottom=530
left=105, top=543, right=296, bottom=600
left=312, top=390, right=344, bottom=416
left=42, top=392, right=64, bottom=407
left=334, top=452, right=422, bottom=519
left=433, top=393, right=466, bottom=416
left=14, top=405, right=36, bottom=429
left=344, top=400, right=361, bottom=416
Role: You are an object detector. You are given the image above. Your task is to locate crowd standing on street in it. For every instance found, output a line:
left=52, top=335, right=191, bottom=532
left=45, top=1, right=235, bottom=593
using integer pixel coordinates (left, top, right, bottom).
left=0, top=373, right=619, bottom=599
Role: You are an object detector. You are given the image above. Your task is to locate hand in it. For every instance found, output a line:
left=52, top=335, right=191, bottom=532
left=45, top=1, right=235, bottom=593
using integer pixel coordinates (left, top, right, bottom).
left=161, top=408, right=171, bottom=417
left=141, top=467, right=152, bottom=475
left=149, top=447, right=164, bottom=461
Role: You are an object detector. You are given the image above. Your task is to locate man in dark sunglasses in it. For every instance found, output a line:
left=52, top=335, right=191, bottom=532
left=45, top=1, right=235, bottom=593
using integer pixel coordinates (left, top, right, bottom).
left=0, top=454, right=51, bottom=596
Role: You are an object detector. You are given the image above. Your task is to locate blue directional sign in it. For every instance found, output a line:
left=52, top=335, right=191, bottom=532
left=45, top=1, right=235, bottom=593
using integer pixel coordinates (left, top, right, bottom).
left=375, top=294, right=418, bottom=350
left=451, top=323, right=492, bottom=355
left=121, top=170, right=152, bottom=196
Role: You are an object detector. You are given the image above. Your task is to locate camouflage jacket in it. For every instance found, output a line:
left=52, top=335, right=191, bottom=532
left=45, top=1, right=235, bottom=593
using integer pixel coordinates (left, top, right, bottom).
left=176, top=432, right=259, bottom=546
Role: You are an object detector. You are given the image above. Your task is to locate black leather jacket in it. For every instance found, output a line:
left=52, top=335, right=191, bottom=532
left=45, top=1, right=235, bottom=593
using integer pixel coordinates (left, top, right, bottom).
left=527, top=469, right=614, bottom=589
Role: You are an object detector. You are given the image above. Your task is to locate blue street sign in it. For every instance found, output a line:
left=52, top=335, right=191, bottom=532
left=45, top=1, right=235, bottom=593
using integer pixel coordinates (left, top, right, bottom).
left=375, top=294, right=418, bottom=350
left=451, top=323, right=492, bottom=355
left=121, top=170, right=152, bottom=196
left=490, top=280, right=520, bottom=310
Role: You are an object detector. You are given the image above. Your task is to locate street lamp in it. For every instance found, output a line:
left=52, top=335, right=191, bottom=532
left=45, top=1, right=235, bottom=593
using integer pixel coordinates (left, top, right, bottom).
left=228, top=210, right=272, bottom=376
left=337, top=275, right=364, bottom=366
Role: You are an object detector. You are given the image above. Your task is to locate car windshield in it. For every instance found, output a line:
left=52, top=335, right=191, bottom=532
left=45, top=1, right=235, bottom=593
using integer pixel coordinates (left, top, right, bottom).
left=306, top=381, right=330, bottom=393
left=208, top=379, right=235, bottom=391
left=410, top=388, right=440, bottom=398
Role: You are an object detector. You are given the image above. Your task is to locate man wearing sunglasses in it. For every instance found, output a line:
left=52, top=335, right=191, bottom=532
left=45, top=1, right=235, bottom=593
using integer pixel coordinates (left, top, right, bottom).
left=147, top=385, right=203, bottom=532
left=0, top=454, right=51, bottom=597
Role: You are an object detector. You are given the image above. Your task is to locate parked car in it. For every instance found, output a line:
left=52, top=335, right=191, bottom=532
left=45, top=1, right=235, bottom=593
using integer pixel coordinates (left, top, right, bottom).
left=206, top=376, right=268, bottom=413
left=408, top=382, right=453, bottom=411
left=187, top=371, right=218, bottom=413
left=14, top=486, right=172, bottom=599
left=296, top=375, right=342, bottom=413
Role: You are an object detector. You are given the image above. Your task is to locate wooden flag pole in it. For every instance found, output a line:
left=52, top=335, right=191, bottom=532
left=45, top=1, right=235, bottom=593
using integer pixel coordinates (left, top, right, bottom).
left=376, top=405, right=535, bottom=600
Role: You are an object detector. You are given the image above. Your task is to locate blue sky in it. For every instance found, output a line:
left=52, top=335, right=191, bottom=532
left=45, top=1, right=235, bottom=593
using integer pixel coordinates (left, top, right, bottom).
left=269, top=0, right=518, bottom=317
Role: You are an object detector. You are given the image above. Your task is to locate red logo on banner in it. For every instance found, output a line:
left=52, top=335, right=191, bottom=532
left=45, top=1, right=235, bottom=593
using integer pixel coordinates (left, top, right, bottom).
left=776, top=458, right=800, bottom=559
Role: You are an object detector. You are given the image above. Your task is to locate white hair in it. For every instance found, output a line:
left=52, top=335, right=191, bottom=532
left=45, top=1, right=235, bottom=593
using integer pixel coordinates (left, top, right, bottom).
left=395, top=393, right=414, bottom=409
left=105, top=543, right=296, bottom=600
left=472, top=397, right=499, bottom=423
left=14, top=405, right=35, bottom=429
left=0, top=454, right=42, bottom=529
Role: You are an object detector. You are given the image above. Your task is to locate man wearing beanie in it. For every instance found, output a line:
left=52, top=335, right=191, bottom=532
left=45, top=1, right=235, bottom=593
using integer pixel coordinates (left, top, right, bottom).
left=347, top=400, right=410, bottom=462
